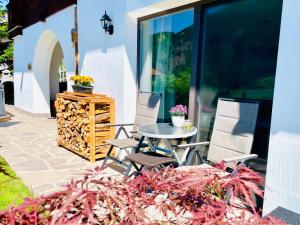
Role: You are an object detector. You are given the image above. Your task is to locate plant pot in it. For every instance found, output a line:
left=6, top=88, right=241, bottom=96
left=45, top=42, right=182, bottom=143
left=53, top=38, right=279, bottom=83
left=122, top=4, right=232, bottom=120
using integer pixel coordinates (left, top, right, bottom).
left=171, top=116, right=185, bottom=128
left=72, top=85, right=94, bottom=94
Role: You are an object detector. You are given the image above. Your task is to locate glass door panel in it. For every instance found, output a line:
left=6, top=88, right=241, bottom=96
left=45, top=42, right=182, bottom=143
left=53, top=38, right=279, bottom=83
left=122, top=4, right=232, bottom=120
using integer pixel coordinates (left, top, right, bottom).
left=139, top=10, right=194, bottom=122
left=197, top=0, right=283, bottom=157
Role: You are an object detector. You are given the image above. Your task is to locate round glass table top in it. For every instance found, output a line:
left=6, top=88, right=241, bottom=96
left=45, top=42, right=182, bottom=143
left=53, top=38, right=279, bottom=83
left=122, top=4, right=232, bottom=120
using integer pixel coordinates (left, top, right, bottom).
left=138, top=123, right=197, bottom=139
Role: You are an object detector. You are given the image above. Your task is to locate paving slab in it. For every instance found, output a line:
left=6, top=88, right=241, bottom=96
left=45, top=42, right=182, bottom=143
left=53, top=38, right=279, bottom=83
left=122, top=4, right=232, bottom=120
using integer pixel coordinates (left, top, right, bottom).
left=0, top=105, right=121, bottom=195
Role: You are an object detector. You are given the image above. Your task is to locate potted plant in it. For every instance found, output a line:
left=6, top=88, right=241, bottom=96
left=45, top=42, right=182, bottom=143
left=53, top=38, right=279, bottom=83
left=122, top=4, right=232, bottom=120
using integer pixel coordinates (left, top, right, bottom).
left=70, top=75, right=95, bottom=94
left=169, top=104, right=188, bottom=128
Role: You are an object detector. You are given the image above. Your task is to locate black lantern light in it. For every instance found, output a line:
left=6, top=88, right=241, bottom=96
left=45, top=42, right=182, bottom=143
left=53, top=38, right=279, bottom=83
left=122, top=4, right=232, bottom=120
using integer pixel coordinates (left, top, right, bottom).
left=100, top=11, right=113, bottom=35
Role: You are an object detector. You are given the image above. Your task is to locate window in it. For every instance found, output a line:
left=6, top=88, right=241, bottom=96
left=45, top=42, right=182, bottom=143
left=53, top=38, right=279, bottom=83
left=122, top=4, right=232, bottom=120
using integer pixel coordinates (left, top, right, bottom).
left=139, top=10, right=194, bottom=122
left=138, top=0, right=283, bottom=159
left=197, top=0, right=282, bottom=148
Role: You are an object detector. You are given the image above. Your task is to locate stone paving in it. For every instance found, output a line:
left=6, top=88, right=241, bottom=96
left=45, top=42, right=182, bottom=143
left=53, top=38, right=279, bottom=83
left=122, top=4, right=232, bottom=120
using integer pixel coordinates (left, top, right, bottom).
left=0, top=105, right=120, bottom=196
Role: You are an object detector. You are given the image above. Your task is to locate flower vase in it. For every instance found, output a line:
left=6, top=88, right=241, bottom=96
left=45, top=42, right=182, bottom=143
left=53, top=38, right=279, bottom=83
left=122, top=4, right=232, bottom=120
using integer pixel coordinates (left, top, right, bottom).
left=171, top=116, right=185, bottom=128
left=72, top=85, right=94, bottom=94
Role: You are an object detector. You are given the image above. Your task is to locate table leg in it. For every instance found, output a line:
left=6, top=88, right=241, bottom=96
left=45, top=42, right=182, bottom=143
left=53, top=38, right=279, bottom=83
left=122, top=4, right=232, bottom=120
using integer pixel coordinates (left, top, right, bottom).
left=162, top=139, right=182, bottom=165
left=135, top=136, right=145, bottom=153
left=148, top=138, right=194, bottom=166
left=145, top=137, right=157, bottom=152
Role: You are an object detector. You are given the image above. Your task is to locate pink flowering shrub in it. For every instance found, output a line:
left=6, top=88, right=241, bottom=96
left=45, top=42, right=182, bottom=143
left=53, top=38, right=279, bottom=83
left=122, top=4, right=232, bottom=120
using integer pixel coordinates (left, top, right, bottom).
left=0, top=164, right=286, bottom=225
left=169, top=104, right=188, bottom=116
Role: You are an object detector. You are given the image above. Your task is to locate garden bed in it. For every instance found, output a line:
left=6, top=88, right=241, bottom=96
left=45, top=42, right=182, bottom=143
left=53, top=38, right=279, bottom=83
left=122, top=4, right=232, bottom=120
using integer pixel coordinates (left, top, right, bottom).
left=0, top=163, right=286, bottom=224
left=0, top=156, right=32, bottom=210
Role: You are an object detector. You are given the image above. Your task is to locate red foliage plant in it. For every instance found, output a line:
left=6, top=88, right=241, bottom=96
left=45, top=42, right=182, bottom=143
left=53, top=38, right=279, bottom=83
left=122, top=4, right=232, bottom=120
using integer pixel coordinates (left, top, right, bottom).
left=0, top=164, right=287, bottom=225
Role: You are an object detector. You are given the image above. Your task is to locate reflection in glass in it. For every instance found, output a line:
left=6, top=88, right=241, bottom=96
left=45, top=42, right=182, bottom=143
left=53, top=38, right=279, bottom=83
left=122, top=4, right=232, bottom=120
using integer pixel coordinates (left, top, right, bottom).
left=198, top=0, right=283, bottom=145
left=139, top=10, right=194, bottom=122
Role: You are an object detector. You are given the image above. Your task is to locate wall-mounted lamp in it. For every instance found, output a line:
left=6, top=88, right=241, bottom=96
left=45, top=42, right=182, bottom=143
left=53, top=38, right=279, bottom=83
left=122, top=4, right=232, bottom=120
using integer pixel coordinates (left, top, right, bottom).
left=100, top=11, right=113, bottom=35
left=27, top=63, right=32, bottom=71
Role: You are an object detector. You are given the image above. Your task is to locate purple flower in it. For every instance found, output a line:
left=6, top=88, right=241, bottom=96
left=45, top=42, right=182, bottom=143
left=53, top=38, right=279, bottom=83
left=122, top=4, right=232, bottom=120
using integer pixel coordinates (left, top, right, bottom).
left=169, top=104, right=188, bottom=116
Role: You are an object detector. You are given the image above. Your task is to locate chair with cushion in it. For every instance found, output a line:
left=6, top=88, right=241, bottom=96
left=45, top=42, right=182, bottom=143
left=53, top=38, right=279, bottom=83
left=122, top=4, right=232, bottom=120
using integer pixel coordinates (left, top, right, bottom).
left=179, top=98, right=259, bottom=167
left=126, top=98, right=259, bottom=174
left=101, top=92, right=161, bottom=175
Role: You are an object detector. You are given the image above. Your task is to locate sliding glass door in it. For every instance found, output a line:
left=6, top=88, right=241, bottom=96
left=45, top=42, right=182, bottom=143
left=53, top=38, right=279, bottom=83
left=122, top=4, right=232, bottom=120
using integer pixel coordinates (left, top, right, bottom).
left=138, top=0, right=283, bottom=159
left=196, top=0, right=283, bottom=158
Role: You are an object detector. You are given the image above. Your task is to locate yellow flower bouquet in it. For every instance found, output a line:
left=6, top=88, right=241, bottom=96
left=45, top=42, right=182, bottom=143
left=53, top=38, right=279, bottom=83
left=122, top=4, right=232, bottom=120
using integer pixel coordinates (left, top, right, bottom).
left=70, top=75, right=95, bottom=87
left=70, top=75, right=95, bottom=94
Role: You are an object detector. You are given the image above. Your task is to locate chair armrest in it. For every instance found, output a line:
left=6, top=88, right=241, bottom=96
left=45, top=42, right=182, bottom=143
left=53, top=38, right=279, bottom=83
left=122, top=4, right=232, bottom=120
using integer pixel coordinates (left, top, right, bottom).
left=104, top=123, right=134, bottom=127
left=130, top=130, right=138, bottom=134
left=223, top=154, right=258, bottom=163
left=177, top=142, right=210, bottom=149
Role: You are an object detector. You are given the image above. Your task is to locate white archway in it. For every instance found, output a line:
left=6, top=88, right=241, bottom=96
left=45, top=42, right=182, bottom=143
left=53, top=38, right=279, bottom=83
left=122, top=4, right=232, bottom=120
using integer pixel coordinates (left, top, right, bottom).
left=32, top=30, right=64, bottom=114
left=49, top=42, right=65, bottom=117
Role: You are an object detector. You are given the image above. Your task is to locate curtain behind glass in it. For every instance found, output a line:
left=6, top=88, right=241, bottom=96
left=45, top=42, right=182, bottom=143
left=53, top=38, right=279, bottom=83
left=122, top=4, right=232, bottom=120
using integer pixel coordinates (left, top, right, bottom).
left=139, top=10, right=194, bottom=122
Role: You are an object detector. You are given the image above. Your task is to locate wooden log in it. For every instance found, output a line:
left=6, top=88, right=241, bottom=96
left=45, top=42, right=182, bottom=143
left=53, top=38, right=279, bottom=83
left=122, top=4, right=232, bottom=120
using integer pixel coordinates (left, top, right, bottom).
left=95, top=109, right=108, bottom=115
left=55, top=92, right=115, bottom=163
left=95, top=113, right=110, bottom=123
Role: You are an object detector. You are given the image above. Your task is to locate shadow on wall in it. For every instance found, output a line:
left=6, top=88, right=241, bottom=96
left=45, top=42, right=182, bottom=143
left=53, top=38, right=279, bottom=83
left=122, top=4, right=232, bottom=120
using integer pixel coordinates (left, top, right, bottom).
left=78, top=12, right=139, bottom=124
left=78, top=1, right=138, bottom=85
left=231, top=99, right=272, bottom=175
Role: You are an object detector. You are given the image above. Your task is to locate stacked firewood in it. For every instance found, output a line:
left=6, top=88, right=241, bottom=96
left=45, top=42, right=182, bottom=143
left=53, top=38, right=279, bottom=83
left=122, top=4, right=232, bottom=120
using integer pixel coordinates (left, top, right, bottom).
left=55, top=98, right=91, bottom=157
left=55, top=92, right=115, bottom=162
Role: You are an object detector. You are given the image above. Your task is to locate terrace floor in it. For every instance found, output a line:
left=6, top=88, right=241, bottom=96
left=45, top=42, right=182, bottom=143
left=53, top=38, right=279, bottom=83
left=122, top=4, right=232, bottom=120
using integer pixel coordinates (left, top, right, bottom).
left=0, top=105, right=120, bottom=196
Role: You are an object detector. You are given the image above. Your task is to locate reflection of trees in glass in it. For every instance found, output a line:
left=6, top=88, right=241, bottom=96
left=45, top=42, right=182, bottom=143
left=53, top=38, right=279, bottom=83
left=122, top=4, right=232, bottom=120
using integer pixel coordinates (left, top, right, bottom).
left=151, top=27, right=192, bottom=74
left=151, top=26, right=193, bottom=108
left=164, top=67, right=191, bottom=106
left=152, top=67, right=191, bottom=103
left=139, top=10, right=194, bottom=121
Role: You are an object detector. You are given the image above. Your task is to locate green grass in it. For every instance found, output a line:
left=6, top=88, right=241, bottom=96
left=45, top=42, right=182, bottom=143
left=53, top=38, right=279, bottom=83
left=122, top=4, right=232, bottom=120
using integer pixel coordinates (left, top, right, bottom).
left=0, top=156, right=33, bottom=210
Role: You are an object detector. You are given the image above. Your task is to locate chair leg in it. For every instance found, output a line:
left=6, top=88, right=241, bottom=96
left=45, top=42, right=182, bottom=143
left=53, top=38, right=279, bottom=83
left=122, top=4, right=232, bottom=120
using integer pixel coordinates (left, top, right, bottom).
left=126, top=162, right=145, bottom=177
left=186, top=149, right=196, bottom=166
left=186, top=148, right=204, bottom=166
left=101, top=145, right=114, bottom=169
left=135, top=136, right=145, bottom=153
left=195, top=150, right=204, bottom=165
left=124, top=162, right=133, bottom=176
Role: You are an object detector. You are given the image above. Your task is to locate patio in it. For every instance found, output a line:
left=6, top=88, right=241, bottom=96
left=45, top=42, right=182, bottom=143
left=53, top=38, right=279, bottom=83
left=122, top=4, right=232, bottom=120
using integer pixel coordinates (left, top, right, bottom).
left=0, top=105, right=120, bottom=196
left=0, top=104, right=296, bottom=224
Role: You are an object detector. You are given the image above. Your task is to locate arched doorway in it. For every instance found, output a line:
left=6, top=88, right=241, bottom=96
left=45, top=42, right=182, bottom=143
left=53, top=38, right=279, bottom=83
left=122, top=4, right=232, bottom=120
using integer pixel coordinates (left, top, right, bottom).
left=49, top=42, right=67, bottom=117
left=32, top=30, right=68, bottom=116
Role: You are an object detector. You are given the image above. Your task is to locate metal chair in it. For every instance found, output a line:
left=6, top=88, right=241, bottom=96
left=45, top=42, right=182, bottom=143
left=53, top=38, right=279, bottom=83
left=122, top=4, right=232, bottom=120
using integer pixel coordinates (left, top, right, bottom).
left=101, top=92, right=161, bottom=175
left=180, top=98, right=259, bottom=167
left=126, top=99, right=259, bottom=174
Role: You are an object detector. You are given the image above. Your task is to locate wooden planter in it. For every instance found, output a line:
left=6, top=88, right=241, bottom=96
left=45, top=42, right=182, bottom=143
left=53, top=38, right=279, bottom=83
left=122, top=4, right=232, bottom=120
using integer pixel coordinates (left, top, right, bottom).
left=55, top=92, right=115, bottom=163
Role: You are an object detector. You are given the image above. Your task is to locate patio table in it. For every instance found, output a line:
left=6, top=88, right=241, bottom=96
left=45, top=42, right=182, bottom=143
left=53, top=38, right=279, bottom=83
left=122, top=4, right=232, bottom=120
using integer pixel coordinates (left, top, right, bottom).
left=138, top=123, right=197, bottom=166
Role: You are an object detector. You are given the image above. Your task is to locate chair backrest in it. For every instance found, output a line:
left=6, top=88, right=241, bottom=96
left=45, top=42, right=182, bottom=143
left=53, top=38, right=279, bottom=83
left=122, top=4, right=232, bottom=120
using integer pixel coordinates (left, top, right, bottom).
left=133, top=92, right=161, bottom=131
left=207, top=99, right=259, bottom=163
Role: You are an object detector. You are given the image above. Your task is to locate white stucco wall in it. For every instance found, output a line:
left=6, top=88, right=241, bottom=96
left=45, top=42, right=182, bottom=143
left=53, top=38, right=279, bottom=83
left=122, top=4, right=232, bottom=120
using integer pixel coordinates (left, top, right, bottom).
left=10, top=0, right=195, bottom=120
left=263, top=0, right=300, bottom=215
left=13, top=5, right=75, bottom=114
left=13, top=0, right=199, bottom=120
left=77, top=0, right=194, bottom=123
left=78, top=0, right=128, bottom=124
